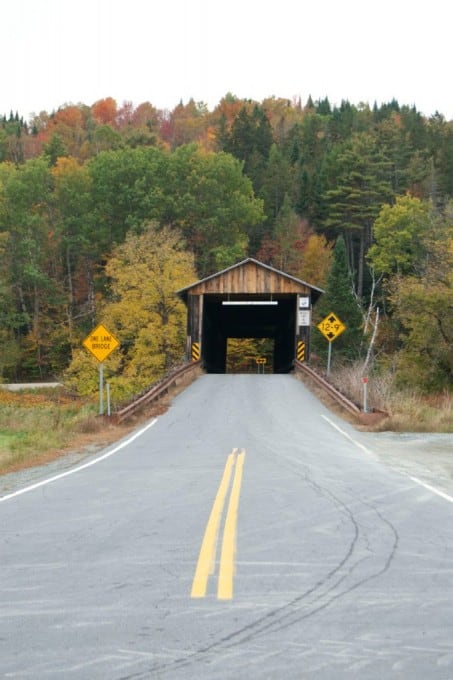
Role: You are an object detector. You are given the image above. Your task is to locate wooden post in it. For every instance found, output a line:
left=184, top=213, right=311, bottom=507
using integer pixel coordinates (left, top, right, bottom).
left=296, top=295, right=311, bottom=363
left=187, top=293, right=203, bottom=362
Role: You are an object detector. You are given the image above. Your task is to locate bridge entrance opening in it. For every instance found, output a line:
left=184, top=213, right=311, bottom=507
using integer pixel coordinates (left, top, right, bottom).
left=202, top=294, right=297, bottom=373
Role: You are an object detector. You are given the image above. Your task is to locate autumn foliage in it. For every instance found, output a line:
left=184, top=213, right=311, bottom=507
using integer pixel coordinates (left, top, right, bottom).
left=0, top=94, right=452, bottom=394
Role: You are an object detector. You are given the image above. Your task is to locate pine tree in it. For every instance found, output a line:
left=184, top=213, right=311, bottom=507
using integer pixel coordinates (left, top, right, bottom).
left=322, top=132, right=393, bottom=297
left=312, top=235, right=363, bottom=361
left=222, top=105, right=273, bottom=193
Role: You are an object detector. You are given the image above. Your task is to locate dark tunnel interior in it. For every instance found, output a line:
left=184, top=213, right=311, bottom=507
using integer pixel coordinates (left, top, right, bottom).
left=201, top=295, right=296, bottom=373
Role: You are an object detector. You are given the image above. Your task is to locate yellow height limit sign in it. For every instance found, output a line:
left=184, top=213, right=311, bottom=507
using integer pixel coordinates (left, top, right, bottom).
left=82, top=324, right=120, bottom=415
left=317, top=312, right=346, bottom=375
left=317, top=312, right=346, bottom=343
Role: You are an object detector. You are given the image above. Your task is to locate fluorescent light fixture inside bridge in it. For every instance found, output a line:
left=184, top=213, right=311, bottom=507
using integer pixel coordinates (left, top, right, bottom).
left=222, top=300, right=278, bottom=305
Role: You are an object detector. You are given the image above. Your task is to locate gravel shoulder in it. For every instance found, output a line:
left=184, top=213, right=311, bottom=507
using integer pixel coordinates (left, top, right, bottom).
left=364, top=431, right=453, bottom=497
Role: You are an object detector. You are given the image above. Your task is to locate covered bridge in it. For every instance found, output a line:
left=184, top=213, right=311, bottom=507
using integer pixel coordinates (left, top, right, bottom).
left=177, top=258, right=324, bottom=373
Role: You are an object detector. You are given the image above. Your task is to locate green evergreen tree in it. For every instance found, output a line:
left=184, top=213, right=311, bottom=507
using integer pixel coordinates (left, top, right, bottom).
left=43, top=133, right=69, bottom=166
left=222, top=104, right=273, bottom=193
left=322, top=131, right=393, bottom=297
left=315, top=97, right=332, bottom=116
left=327, top=100, right=358, bottom=143
left=312, top=235, right=363, bottom=362
left=281, top=112, right=331, bottom=225
left=259, top=143, right=291, bottom=221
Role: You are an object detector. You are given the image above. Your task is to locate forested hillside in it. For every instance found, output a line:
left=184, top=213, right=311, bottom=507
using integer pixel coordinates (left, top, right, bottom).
left=0, top=94, right=451, bottom=395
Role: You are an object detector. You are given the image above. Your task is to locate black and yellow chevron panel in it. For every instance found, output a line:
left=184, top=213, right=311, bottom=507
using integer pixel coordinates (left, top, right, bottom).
left=192, top=342, right=200, bottom=361
left=296, top=340, right=305, bottom=362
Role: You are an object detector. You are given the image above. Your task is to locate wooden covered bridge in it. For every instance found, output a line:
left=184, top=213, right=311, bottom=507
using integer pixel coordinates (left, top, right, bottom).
left=177, top=258, right=324, bottom=373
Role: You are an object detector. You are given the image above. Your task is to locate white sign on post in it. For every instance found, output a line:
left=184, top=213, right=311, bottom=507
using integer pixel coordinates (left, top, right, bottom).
left=298, top=309, right=311, bottom=326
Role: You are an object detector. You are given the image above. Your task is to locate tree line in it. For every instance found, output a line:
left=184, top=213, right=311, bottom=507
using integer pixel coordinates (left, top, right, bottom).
left=0, top=94, right=451, bottom=394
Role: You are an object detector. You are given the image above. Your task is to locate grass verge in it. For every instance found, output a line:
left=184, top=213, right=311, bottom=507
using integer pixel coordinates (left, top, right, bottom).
left=326, top=363, right=453, bottom=433
left=374, top=391, right=453, bottom=433
left=0, top=387, right=130, bottom=475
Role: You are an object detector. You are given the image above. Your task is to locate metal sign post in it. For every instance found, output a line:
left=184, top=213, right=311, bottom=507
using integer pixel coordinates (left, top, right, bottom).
left=256, top=357, right=266, bottom=374
left=327, top=342, right=333, bottom=375
left=99, top=363, right=104, bottom=415
left=363, top=376, right=368, bottom=413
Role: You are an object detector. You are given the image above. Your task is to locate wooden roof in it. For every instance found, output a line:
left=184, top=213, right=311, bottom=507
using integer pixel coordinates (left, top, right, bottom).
left=177, top=258, right=324, bottom=301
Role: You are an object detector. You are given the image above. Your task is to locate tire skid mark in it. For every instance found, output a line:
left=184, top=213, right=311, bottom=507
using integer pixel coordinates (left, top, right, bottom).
left=123, top=445, right=400, bottom=678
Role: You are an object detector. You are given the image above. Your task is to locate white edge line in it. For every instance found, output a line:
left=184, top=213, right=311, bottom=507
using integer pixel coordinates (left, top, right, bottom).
left=0, top=418, right=158, bottom=503
left=321, top=414, right=373, bottom=456
left=322, top=414, right=453, bottom=506
left=409, top=476, right=453, bottom=504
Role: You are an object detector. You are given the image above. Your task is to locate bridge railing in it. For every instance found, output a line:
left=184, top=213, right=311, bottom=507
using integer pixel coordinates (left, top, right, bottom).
left=293, top=360, right=361, bottom=417
left=115, top=360, right=202, bottom=423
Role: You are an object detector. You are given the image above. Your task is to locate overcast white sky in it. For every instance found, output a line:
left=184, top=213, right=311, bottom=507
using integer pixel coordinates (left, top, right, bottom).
left=2, top=0, right=452, bottom=121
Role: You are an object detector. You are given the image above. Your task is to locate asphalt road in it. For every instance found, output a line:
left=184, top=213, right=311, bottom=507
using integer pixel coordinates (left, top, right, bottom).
left=1, top=375, right=452, bottom=679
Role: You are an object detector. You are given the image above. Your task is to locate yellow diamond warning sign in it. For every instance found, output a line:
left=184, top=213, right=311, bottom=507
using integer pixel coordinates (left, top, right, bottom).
left=83, top=323, right=119, bottom=362
left=317, top=312, right=346, bottom=342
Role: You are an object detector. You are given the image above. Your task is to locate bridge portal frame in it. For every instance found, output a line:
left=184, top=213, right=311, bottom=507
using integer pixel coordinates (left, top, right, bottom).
left=177, top=258, right=324, bottom=373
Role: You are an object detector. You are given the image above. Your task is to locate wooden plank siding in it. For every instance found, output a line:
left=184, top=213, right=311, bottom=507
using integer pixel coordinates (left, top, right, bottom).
left=183, top=260, right=312, bottom=297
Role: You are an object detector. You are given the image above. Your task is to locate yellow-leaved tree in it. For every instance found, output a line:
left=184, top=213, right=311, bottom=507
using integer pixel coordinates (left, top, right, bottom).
left=297, top=233, right=333, bottom=289
left=67, top=223, right=196, bottom=402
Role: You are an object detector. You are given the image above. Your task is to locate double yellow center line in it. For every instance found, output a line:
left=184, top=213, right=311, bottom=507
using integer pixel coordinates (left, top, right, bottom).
left=191, top=448, right=245, bottom=600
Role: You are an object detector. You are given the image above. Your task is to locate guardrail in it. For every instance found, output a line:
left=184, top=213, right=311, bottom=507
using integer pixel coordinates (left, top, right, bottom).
left=115, top=360, right=202, bottom=423
left=293, top=360, right=361, bottom=417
